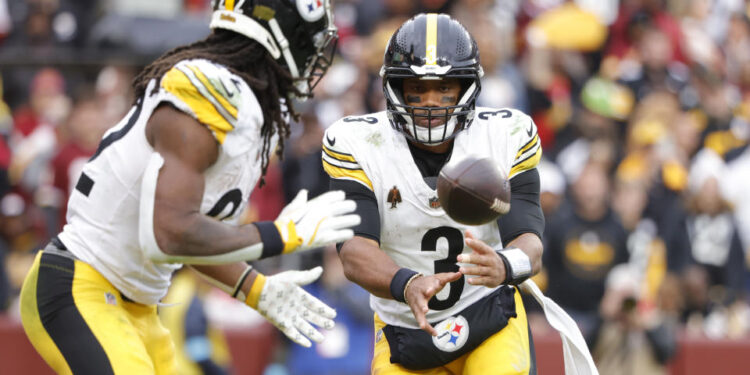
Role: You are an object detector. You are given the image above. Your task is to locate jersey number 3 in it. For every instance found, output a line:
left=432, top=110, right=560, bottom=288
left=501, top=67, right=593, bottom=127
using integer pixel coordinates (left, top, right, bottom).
left=421, top=227, right=464, bottom=310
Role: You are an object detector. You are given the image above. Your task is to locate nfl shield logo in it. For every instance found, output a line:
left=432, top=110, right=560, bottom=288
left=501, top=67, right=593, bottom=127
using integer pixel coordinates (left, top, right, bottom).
left=105, top=292, right=117, bottom=306
left=429, top=197, right=441, bottom=209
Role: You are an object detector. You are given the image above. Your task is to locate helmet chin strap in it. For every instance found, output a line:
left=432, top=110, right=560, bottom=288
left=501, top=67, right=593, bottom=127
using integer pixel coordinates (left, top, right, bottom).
left=267, top=18, right=313, bottom=99
left=267, top=18, right=300, bottom=79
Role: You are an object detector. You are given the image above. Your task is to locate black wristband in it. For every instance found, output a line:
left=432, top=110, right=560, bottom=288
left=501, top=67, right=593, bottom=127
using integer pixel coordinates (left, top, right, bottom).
left=254, top=221, right=284, bottom=259
left=390, top=268, right=418, bottom=303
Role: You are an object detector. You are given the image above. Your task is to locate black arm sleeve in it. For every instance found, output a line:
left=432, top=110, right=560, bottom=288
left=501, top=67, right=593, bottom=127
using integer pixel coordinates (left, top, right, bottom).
left=497, top=168, right=545, bottom=247
left=330, top=179, right=381, bottom=248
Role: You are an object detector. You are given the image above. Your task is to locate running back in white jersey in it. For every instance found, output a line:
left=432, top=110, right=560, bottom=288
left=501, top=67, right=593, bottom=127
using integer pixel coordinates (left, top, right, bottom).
left=322, top=107, right=542, bottom=328
left=58, top=59, right=273, bottom=304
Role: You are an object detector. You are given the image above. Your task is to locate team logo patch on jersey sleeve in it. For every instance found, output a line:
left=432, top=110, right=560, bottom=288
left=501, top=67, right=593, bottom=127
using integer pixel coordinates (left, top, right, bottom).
left=432, top=315, right=469, bottom=352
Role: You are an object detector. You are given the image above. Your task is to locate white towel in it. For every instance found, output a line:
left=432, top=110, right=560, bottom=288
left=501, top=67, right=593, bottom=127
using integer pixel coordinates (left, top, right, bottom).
left=520, top=280, right=599, bottom=375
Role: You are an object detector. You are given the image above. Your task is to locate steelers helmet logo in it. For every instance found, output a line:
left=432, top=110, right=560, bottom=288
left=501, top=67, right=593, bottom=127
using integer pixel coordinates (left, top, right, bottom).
left=296, top=0, right=325, bottom=22
left=432, top=315, right=469, bottom=352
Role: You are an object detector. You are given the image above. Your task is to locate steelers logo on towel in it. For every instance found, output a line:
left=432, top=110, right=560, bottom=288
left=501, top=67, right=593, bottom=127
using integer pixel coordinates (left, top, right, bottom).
left=432, top=315, right=469, bottom=352
left=296, top=0, right=325, bottom=22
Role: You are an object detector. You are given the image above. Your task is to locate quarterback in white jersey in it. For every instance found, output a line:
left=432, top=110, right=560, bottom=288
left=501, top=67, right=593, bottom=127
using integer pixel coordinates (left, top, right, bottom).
left=324, top=14, right=544, bottom=374
left=19, top=1, right=360, bottom=374
left=325, top=107, right=540, bottom=328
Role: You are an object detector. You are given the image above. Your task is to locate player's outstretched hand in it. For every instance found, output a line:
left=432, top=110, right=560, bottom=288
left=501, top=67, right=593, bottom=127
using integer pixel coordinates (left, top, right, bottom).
left=274, top=189, right=361, bottom=253
left=250, top=267, right=336, bottom=347
left=457, top=231, right=506, bottom=288
left=405, top=272, right=462, bottom=336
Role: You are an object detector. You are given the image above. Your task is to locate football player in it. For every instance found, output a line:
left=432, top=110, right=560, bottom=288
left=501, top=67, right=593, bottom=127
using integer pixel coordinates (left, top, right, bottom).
left=19, top=1, right=360, bottom=374
left=323, top=14, right=544, bottom=374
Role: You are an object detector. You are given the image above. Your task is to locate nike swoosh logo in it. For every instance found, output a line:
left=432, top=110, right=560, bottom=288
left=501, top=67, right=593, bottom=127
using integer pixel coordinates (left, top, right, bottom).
left=326, top=134, right=336, bottom=146
left=294, top=212, right=306, bottom=226
left=220, top=80, right=235, bottom=98
left=526, top=122, right=533, bottom=137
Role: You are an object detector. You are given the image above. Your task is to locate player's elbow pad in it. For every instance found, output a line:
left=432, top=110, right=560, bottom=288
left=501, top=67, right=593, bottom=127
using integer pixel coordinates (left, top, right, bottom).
left=138, top=152, right=266, bottom=265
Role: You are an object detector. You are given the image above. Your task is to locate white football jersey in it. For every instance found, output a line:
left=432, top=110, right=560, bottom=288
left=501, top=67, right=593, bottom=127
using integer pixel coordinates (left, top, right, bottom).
left=322, top=107, right=542, bottom=328
left=58, top=59, right=272, bottom=304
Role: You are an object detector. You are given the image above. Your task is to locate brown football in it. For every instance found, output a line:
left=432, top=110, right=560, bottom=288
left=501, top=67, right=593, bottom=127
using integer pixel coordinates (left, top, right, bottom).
left=437, top=157, right=511, bottom=225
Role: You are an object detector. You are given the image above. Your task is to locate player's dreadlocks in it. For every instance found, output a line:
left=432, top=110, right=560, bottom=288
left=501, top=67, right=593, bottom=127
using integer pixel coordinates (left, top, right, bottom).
left=132, top=29, right=298, bottom=184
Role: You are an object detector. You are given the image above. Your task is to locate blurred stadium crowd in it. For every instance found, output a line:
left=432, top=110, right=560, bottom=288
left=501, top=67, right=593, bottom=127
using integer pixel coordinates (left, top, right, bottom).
left=1, top=0, right=750, bottom=374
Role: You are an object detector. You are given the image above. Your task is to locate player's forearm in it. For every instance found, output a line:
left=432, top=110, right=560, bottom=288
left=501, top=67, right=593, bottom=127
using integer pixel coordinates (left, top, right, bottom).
left=190, top=263, right=259, bottom=298
left=506, top=232, right=543, bottom=275
left=339, top=236, right=400, bottom=299
left=155, top=212, right=265, bottom=257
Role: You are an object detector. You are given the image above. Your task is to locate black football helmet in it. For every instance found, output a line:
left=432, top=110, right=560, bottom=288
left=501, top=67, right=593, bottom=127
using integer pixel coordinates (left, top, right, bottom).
left=381, top=13, right=483, bottom=145
left=210, top=0, right=338, bottom=97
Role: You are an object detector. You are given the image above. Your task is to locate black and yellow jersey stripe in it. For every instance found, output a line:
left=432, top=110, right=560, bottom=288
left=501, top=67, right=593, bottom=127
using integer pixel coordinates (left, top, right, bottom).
left=510, top=124, right=542, bottom=179
left=160, top=61, right=240, bottom=144
left=321, top=142, right=373, bottom=190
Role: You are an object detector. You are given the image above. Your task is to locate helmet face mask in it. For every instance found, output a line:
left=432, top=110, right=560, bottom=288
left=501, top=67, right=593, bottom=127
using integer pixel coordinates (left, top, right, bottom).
left=381, top=14, right=483, bottom=145
left=210, top=0, right=339, bottom=99
left=300, top=26, right=338, bottom=94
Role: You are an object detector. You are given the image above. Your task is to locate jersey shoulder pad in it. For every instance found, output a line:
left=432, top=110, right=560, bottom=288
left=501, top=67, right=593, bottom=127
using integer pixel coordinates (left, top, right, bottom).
left=160, top=59, right=244, bottom=144
left=321, top=117, right=375, bottom=190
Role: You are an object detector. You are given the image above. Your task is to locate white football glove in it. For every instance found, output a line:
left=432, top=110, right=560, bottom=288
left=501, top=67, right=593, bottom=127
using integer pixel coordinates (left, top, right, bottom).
left=247, top=267, right=336, bottom=347
left=274, top=189, right=360, bottom=253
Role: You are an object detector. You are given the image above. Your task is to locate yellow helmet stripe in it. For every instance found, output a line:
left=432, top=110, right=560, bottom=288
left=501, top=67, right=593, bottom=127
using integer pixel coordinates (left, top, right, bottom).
left=225, top=0, right=236, bottom=11
left=425, top=13, right=438, bottom=66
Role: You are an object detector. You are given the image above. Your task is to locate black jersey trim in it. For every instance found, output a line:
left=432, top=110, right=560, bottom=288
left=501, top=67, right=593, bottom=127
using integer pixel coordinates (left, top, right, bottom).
left=89, top=99, right=144, bottom=162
